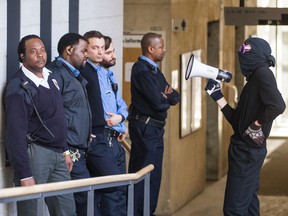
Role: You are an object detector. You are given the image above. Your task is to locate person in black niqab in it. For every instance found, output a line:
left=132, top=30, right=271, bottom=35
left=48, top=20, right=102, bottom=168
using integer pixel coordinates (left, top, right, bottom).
left=204, top=37, right=286, bottom=216
left=238, top=37, right=275, bottom=80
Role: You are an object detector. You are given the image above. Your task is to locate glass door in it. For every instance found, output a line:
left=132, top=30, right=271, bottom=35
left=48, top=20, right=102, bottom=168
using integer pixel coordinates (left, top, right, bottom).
left=257, top=0, right=288, bottom=136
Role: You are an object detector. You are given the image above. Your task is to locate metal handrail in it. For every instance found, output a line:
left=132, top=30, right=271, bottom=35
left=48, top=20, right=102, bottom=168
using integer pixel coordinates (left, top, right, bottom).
left=0, top=164, right=154, bottom=216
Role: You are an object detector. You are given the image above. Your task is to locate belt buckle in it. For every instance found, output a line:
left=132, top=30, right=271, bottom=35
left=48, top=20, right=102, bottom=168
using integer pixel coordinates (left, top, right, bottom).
left=135, top=114, right=139, bottom=120
left=145, top=117, right=150, bottom=124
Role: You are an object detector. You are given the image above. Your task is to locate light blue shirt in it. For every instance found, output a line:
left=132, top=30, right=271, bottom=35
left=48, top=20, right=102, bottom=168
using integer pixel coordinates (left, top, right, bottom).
left=88, top=60, right=128, bottom=133
left=57, top=57, right=80, bottom=77
left=139, top=55, right=158, bottom=72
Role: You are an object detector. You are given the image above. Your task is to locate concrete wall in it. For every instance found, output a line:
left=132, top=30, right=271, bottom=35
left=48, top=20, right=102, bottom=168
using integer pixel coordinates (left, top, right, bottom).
left=0, top=0, right=123, bottom=215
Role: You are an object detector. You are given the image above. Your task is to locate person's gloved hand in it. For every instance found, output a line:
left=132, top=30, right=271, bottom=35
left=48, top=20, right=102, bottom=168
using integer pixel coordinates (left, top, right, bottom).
left=205, top=79, right=224, bottom=101
left=243, top=122, right=265, bottom=146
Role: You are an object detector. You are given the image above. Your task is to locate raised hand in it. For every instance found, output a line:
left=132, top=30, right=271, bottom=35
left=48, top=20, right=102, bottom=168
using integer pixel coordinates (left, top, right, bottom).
left=205, top=79, right=224, bottom=101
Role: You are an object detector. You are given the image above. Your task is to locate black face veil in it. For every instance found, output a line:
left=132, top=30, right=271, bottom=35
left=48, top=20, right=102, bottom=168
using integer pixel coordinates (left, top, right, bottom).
left=238, top=37, right=275, bottom=80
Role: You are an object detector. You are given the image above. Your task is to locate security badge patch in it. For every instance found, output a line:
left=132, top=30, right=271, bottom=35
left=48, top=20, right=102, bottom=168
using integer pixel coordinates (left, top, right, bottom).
left=52, top=79, right=60, bottom=90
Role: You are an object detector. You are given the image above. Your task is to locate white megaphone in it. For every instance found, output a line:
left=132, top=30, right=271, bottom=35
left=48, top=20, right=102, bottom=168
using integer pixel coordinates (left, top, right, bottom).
left=185, top=54, right=232, bottom=82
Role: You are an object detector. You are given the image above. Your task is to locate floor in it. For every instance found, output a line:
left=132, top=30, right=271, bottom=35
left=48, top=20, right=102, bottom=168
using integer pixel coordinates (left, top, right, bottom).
left=171, top=138, right=288, bottom=216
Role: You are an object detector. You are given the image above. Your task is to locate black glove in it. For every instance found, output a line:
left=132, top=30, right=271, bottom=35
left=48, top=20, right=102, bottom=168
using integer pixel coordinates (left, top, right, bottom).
left=205, top=79, right=224, bottom=101
left=243, top=122, right=265, bottom=146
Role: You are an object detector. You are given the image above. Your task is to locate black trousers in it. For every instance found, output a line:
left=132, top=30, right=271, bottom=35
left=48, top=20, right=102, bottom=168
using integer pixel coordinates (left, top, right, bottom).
left=87, top=133, right=127, bottom=216
left=223, top=140, right=267, bottom=216
left=128, top=119, right=165, bottom=216
left=69, top=147, right=95, bottom=216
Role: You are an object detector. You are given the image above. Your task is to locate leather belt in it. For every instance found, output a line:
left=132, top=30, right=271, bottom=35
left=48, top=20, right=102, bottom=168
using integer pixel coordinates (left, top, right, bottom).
left=103, top=128, right=120, bottom=137
left=132, top=114, right=166, bottom=128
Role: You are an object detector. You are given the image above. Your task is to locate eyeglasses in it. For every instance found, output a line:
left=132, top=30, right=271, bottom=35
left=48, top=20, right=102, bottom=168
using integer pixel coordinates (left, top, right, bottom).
left=239, top=42, right=251, bottom=54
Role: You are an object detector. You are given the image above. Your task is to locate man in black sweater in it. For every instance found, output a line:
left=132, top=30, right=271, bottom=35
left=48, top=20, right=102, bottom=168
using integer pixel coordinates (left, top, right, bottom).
left=128, top=32, right=180, bottom=216
left=5, top=35, right=76, bottom=216
left=205, top=37, right=286, bottom=216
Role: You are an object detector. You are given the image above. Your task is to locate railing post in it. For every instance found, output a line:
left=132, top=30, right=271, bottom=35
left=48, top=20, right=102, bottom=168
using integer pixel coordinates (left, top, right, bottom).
left=127, top=182, right=134, bottom=216
left=143, top=172, right=150, bottom=216
left=36, top=196, right=45, bottom=216
left=87, top=189, right=94, bottom=216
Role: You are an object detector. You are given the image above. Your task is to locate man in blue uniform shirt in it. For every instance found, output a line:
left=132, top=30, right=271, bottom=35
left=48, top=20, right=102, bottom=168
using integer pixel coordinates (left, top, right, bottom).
left=128, top=32, right=180, bottom=216
left=81, top=31, right=128, bottom=216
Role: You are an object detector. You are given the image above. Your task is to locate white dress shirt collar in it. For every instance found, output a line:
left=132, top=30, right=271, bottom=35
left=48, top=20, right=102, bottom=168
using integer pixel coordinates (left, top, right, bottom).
left=22, top=66, right=51, bottom=89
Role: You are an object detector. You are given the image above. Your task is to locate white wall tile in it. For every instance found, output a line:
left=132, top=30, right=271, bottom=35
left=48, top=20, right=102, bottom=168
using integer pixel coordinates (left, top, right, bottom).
left=51, top=0, right=69, bottom=59
left=0, top=1, right=7, bottom=86
left=20, top=0, right=40, bottom=37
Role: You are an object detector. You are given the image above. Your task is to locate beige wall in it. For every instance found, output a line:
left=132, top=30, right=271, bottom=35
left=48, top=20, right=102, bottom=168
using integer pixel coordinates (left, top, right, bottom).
left=124, top=0, right=257, bottom=215
left=168, top=1, right=209, bottom=214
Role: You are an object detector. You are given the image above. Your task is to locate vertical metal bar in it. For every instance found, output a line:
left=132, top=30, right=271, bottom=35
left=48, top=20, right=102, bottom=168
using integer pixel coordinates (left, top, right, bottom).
left=7, top=0, right=20, bottom=81
left=69, top=0, right=79, bottom=33
left=143, top=174, right=150, bottom=216
left=127, top=182, right=134, bottom=216
left=87, top=189, right=94, bottom=216
left=36, top=196, right=45, bottom=216
left=40, top=0, right=52, bottom=63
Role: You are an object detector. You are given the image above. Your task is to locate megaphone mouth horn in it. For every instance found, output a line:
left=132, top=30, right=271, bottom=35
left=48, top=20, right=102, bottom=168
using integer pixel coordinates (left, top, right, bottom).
left=184, top=53, right=233, bottom=82
left=185, top=54, right=194, bottom=80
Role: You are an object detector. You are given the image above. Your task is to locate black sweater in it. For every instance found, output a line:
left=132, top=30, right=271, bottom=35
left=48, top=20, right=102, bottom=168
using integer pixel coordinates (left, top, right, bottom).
left=221, top=66, right=286, bottom=146
left=5, top=70, right=68, bottom=179
left=80, top=63, right=106, bottom=133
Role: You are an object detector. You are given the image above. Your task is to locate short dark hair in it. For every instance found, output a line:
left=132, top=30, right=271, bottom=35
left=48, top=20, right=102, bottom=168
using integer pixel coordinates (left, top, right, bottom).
left=83, top=30, right=104, bottom=43
left=57, top=32, right=87, bottom=56
left=18, top=34, right=43, bottom=63
left=103, top=36, right=112, bottom=50
left=141, top=32, right=162, bottom=53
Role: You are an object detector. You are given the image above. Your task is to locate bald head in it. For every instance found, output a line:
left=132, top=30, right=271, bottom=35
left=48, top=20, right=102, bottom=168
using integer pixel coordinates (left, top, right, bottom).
left=141, top=33, right=161, bottom=54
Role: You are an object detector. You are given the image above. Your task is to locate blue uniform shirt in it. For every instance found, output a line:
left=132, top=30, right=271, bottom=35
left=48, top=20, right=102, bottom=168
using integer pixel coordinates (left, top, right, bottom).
left=57, top=57, right=80, bottom=77
left=139, top=55, right=158, bottom=72
left=88, top=60, right=128, bottom=133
